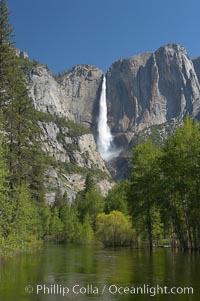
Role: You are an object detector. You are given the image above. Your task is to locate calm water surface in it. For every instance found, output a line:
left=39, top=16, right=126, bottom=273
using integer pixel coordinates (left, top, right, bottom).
left=0, top=244, right=199, bottom=301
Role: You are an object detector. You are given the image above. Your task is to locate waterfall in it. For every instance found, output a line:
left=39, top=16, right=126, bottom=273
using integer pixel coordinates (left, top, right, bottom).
left=97, top=76, right=113, bottom=161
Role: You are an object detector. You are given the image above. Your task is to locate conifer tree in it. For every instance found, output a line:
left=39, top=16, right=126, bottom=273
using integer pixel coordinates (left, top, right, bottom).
left=13, top=184, right=40, bottom=238
left=0, top=0, right=45, bottom=202
left=0, top=0, right=46, bottom=250
left=0, top=134, right=15, bottom=238
left=0, top=0, right=15, bottom=101
left=76, top=175, right=104, bottom=226
left=50, top=207, right=64, bottom=241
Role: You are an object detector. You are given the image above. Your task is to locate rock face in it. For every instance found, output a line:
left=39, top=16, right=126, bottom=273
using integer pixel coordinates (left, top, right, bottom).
left=193, top=57, right=200, bottom=83
left=25, top=62, right=113, bottom=203
left=28, top=64, right=103, bottom=128
left=106, top=44, right=200, bottom=147
left=24, top=43, right=200, bottom=186
left=15, top=48, right=29, bottom=60
left=38, top=118, right=111, bottom=202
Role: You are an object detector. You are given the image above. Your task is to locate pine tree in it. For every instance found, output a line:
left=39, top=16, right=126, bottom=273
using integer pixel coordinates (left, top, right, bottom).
left=60, top=202, right=82, bottom=243
left=76, top=185, right=104, bottom=226
left=105, top=180, right=129, bottom=215
left=84, top=174, right=94, bottom=193
left=0, top=0, right=15, bottom=101
left=0, top=133, right=15, bottom=238
left=0, top=0, right=46, bottom=250
left=50, top=207, right=64, bottom=241
left=13, top=184, right=40, bottom=238
left=0, top=0, right=45, bottom=202
left=41, top=204, right=51, bottom=238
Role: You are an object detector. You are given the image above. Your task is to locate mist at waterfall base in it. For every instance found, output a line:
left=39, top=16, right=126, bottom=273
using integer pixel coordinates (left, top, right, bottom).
left=97, top=76, right=122, bottom=161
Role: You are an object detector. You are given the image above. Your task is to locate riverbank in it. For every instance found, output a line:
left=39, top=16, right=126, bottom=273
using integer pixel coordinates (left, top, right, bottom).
left=0, top=236, right=43, bottom=259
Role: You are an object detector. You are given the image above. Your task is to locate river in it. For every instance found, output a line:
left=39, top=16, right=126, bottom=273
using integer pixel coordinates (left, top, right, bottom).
left=0, top=244, right=199, bottom=300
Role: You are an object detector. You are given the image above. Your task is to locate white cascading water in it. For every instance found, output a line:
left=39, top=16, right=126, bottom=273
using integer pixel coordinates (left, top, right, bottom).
left=97, top=76, right=113, bottom=161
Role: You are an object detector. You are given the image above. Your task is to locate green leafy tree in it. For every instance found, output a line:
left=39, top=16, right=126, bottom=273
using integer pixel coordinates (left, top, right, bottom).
left=128, top=140, right=162, bottom=249
left=160, top=118, right=200, bottom=249
left=127, top=118, right=200, bottom=250
left=96, top=211, right=133, bottom=247
left=105, top=180, right=129, bottom=215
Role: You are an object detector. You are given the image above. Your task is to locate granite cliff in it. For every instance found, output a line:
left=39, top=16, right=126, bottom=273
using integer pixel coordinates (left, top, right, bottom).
left=106, top=44, right=200, bottom=144
left=18, top=43, right=200, bottom=199
left=28, top=64, right=102, bottom=128
left=21, top=61, right=112, bottom=203
left=105, top=44, right=200, bottom=178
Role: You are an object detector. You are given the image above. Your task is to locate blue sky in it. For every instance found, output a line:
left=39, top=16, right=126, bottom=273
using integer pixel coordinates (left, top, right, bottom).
left=7, top=0, right=200, bottom=74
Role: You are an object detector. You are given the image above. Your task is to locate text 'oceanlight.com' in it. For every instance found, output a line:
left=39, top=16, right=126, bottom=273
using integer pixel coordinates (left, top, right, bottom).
left=25, top=283, right=194, bottom=297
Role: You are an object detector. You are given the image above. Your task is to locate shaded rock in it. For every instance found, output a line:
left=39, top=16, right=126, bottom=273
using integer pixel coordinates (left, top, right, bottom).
left=97, top=179, right=115, bottom=197
left=28, top=64, right=103, bottom=128
left=106, top=44, right=200, bottom=141
left=75, top=134, right=109, bottom=172
left=40, top=120, right=111, bottom=204
left=44, top=169, right=80, bottom=203
left=193, top=56, right=200, bottom=83
left=15, top=48, right=29, bottom=60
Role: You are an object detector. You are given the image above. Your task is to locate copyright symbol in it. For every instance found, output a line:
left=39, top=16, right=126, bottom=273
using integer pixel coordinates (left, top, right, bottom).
left=25, top=285, right=34, bottom=294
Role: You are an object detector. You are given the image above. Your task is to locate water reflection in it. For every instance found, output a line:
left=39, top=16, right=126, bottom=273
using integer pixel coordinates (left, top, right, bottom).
left=0, top=244, right=199, bottom=301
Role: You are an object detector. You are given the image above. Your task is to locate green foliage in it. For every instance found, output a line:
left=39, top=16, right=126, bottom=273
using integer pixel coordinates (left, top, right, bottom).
left=96, top=211, right=133, bottom=247
left=128, top=140, right=163, bottom=249
left=159, top=117, right=200, bottom=249
left=76, top=175, right=104, bottom=225
left=0, top=134, right=15, bottom=238
left=42, top=175, right=104, bottom=245
left=34, top=112, right=90, bottom=137
left=65, top=120, right=91, bottom=137
left=56, top=130, right=80, bottom=153
left=105, top=181, right=129, bottom=215
left=0, top=0, right=45, bottom=256
left=0, top=0, right=99, bottom=254
left=43, top=191, right=93, bottom=244
left=41, top=205, right=51, bottom=238
left=17, top=56, right=39, bottom=73
left=2, top=1, right=200, bottom=253
left=13, top=184, right=40, bottom=238
left=0, top=0, right=45, bottom=200
left=59, top=202, right=82, bottom=243
left=78, top=217, right=95, bottom=244
left=35, top=111, right=55, bottom=123
left=84, top=174, right=95, bottom=193
left=126, top=118, right=200, bottom=250
left=50, top=207, right=64, bottom=241
left=54, top=117, right=91, bottom=137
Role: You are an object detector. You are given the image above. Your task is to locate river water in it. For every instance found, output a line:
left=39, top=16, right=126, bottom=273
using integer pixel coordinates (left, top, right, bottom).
left=0, top=244, right=199, bottom=301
